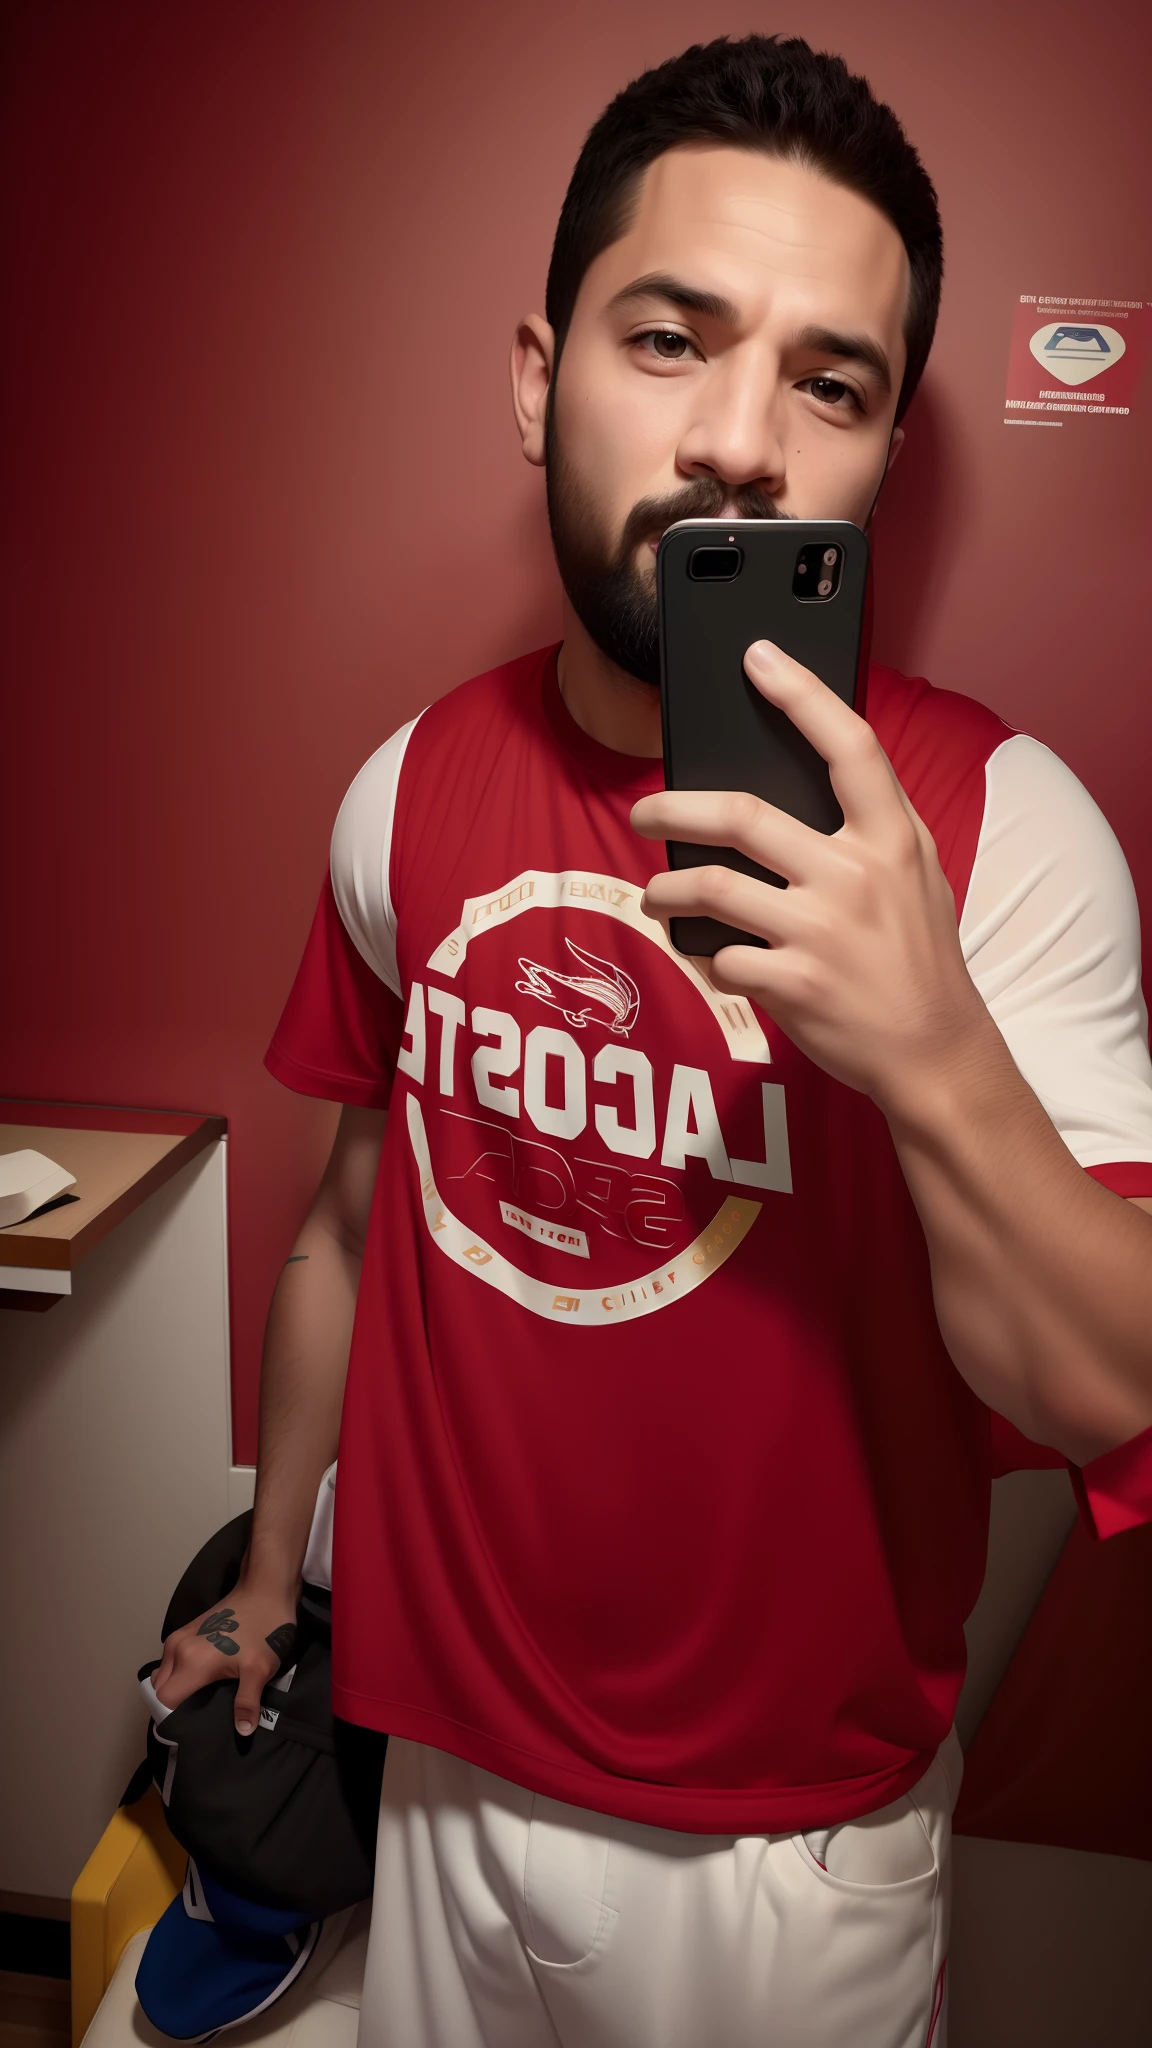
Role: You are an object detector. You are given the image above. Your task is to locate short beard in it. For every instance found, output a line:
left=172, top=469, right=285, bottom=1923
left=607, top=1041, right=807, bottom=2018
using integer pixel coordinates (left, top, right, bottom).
left=544, top=396, right=791, bottom=688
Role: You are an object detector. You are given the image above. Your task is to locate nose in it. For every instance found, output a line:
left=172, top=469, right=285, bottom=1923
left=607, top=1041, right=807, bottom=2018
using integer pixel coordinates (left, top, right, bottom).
left=675, top=352, right=787, bottom=501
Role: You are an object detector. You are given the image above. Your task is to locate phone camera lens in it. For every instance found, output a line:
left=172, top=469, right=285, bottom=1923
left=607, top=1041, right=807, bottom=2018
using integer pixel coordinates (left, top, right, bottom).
left=688, top=545, right=743, bottom=580
left=793, top=540, right=843, bottom=601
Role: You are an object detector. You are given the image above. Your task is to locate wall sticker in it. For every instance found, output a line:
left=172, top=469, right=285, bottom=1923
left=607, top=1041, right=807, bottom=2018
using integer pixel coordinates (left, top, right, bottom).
left=1004, top=294, right=1150, bottom=426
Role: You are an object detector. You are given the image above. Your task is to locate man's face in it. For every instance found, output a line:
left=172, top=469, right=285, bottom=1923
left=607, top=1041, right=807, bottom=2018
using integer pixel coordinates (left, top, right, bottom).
left=541, top=146, right=910, bottom=684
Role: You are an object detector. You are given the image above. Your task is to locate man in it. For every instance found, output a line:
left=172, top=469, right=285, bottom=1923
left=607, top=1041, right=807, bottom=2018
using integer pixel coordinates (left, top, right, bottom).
left=155, top=35, right=1152, bottom=2047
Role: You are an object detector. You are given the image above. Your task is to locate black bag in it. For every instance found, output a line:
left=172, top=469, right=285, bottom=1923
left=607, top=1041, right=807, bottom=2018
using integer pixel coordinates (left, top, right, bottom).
left=139, top=1510, right=385, bottom=1915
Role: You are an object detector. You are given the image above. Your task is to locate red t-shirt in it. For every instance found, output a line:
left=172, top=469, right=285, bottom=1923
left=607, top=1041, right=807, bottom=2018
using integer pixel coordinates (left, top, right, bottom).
left=267, top=646, right=1152, bottom=1833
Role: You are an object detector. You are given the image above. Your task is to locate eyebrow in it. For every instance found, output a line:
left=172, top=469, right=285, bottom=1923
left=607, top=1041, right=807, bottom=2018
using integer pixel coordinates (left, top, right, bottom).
left=606, top=272, right=739, bottom=326
left=607, top=275, right=892, bottom=393
left=793, top=323, right=892, bottom=393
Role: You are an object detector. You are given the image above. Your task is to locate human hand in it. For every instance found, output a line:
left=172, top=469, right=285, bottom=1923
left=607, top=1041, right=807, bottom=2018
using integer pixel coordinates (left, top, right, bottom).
left=631, top=638, right=992, bottom=1114
left=151, top=1580, right=299, bottom=1737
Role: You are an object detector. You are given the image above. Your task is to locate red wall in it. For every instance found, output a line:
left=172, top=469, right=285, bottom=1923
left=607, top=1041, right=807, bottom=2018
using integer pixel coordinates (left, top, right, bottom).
left=3, top=0, right=1150, bottom=1482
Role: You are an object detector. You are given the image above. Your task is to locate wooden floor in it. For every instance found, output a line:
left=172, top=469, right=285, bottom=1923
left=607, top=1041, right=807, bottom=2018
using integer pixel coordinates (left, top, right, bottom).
left=0, top=1972, right=70, bottom=2048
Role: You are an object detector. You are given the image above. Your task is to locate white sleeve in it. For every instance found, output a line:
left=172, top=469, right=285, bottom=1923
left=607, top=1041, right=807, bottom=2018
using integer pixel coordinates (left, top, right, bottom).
left=302, top=1462, right=336, bottom=1591
left=329, top=716, right=422, bottom=999
left=959, top=734, right=1152, bottom=1172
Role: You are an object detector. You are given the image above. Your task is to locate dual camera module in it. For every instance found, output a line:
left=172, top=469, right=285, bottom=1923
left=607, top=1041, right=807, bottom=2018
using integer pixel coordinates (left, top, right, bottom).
left=687, top=541, right=843, bottom=602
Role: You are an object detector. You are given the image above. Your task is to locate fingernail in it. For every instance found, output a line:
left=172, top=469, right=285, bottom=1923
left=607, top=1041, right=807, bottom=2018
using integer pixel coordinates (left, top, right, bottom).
left=749, top=639, right=780, bottom=665
left=236, top=1720, right=254, bottom=1736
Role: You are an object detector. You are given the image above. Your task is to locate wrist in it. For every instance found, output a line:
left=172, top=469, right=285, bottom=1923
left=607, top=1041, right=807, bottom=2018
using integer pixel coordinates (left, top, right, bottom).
left=236, top=1548, right=303, bottom=1608
left=871, top=1003, right=1011, bottom=1138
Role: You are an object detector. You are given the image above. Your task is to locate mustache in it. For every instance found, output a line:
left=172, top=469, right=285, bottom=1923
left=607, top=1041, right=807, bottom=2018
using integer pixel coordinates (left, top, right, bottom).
left=618, top=478, right=792, bottom=561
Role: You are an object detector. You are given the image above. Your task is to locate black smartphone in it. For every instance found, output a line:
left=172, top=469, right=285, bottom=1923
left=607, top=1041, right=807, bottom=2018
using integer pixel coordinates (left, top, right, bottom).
left=657, top=517, right=869, bottom=957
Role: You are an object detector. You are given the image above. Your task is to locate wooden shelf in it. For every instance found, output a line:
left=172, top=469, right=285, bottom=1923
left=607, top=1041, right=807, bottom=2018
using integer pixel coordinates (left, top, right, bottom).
left=0, top=1102, right=226, bottom=1304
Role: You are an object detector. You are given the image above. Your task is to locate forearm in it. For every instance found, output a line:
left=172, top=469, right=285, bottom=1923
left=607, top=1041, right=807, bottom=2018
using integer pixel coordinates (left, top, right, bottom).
left=884, top=1014, right=1152, bottom=1464
left=633, top=645, right=1152, bottom=1466
left=241, top=1213, right=361, bottom=1599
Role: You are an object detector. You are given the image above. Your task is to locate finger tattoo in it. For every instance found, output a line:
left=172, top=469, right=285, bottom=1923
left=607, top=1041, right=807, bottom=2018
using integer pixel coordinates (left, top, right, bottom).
left=265, top=1623, right=299, bottom=1671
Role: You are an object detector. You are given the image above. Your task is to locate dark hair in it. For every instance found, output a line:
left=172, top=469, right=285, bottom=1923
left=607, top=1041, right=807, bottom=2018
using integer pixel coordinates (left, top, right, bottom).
left=546, top=35, right=942, bottom=421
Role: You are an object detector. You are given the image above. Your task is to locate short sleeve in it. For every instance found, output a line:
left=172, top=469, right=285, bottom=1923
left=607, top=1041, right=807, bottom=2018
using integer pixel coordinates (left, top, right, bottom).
left=991, top=1410, right=1152, bottom=1540
left=959, top=734, right=1152, bottom=1189
left=265, top=876, right=403, bottom=1107
left=1070, top=1421, right=1152, bottom=1541
left=265, top=717, right=422, bottom=1106
left=328, top=718, right=421, bottom=998
left=968, top=740, right=1152, bottom=1534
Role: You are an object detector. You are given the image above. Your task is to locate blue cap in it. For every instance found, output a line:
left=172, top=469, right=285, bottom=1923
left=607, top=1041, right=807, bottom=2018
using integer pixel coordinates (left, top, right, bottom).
left=135, top=1860, right=321, bottom=2041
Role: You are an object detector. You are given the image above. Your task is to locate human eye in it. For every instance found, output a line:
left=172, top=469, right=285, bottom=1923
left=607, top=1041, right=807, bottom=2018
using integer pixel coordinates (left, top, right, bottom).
left=799, top=375, right=865, bottom=414
left=633, top=327, right=702, bottom=364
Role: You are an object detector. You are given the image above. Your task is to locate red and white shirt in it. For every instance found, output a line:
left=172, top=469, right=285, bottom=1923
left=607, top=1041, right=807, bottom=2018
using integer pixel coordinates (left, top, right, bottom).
left=267, top=646, right=1152, bottom=1834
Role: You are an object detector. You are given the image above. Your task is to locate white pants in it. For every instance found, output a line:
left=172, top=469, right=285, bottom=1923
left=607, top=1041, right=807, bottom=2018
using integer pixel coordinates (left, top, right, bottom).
left=356, top=1732, right=960, bottom=2048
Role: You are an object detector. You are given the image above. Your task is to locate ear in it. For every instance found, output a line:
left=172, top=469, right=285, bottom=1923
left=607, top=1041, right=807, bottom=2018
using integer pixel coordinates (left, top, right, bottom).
left=510, top=314, right=555, bottom=468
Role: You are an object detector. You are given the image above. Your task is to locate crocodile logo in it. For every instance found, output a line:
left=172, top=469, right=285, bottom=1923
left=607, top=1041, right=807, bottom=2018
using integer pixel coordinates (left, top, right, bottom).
left=515, top=939, right=640, bottom=1035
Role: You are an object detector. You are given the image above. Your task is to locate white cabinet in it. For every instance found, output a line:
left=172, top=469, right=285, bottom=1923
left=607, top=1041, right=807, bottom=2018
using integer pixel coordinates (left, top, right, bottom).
left=0, top=1108, right=235, bottom=1902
